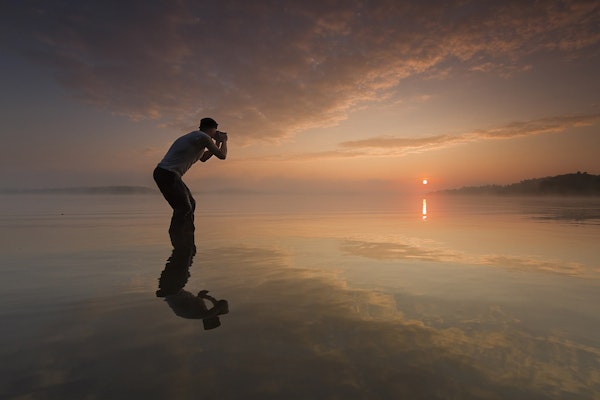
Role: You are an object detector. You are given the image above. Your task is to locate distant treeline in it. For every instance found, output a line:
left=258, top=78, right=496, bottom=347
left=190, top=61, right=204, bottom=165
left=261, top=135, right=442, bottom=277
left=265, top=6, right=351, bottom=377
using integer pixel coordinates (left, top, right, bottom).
left=1, top=186, right=157, bottom=195
left=438, top=172, right=600, bottom=196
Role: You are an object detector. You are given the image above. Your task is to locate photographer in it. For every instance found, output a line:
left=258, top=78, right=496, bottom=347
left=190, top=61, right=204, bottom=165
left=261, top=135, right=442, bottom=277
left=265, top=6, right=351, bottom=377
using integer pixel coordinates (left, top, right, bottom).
left=153, top=117, right=228, bottom=242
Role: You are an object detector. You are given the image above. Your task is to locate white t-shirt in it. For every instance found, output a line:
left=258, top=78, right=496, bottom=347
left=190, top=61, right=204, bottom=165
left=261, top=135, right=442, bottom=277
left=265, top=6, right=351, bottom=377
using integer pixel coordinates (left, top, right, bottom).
left=157, top=130, right=223, bottom=176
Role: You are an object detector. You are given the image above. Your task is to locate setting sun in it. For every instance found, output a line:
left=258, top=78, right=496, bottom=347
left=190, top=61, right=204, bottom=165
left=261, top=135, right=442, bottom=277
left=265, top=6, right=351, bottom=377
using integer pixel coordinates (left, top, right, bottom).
left=422, top=179, right=428, bottom=185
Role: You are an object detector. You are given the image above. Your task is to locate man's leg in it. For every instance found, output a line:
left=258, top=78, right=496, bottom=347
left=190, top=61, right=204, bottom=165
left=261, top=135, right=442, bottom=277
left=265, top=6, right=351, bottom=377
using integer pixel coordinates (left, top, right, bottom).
left=183, top=182, right=196, bottom=231
left=153, top=167, right=194, bottom=236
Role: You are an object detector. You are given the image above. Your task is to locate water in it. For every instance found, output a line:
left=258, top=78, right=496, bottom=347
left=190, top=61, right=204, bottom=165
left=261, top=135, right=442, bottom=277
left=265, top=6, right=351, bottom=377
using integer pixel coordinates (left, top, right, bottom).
left=1, top=193, right=599, bottom=399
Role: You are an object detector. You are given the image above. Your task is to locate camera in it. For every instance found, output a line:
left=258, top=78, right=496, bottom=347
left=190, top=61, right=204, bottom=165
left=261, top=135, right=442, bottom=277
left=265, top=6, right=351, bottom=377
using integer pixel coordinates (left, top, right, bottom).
left=215, top=130, right=228, bottom=142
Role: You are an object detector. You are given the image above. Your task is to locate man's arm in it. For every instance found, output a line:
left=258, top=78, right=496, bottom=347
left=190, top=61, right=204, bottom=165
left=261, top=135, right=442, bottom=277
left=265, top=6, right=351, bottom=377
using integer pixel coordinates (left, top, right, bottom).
left=200, top=149, right=213, bottom=162
left=200, top=136, right=227, bottom=162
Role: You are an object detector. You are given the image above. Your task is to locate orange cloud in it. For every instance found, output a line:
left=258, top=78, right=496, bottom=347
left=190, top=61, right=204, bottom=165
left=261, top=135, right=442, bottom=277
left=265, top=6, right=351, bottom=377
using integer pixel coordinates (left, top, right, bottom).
left=348, top=113, right=599, bottom=153
left=253, top=113, right=600, bottom=161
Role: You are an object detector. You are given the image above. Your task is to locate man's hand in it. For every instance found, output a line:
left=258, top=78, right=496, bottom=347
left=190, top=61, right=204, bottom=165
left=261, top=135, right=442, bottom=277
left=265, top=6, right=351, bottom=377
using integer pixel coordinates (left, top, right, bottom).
left=215, top=131, right=228, bottom=143
left=202, top=130, right=228, bottom=161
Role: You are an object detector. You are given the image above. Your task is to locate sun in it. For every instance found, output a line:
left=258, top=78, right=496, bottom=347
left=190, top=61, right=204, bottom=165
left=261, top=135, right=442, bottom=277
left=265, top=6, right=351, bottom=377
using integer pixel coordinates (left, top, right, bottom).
left=422, top=179, right=428, bottom=185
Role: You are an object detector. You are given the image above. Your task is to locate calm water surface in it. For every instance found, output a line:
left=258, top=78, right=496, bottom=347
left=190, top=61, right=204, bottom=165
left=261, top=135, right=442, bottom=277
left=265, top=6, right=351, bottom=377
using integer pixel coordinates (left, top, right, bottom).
left=1, top=193, right=599, bottom=399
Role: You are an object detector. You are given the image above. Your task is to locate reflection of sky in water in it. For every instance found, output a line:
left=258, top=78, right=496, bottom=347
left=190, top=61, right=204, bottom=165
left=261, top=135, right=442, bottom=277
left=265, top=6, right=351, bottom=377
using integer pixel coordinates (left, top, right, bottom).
left=1, top=194, right=599, bottom=399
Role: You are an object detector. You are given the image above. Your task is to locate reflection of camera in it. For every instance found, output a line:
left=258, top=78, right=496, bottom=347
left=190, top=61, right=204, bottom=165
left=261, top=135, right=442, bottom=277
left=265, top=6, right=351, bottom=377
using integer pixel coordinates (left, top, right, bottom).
left=215, top=130, right=228, bottom=142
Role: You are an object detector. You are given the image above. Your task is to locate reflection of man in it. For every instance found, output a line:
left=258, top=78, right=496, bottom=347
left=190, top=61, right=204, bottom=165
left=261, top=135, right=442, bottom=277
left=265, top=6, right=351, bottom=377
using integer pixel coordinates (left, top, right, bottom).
left=161, top=290, right=229, bottom=330
left=156, top=232, right=229, bottom=330
left=153, top=117, right=228, bottom=239
left=155, top=241, right=195, bottom=297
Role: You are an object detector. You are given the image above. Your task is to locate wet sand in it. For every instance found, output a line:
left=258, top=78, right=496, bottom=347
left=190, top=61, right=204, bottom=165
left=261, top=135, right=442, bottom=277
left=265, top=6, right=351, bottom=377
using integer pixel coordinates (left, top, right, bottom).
left=1, top=194, right=599, bottom=399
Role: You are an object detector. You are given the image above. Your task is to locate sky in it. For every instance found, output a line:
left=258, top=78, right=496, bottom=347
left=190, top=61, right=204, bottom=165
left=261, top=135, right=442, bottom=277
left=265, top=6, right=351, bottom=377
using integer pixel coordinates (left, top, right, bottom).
left=1, top=0, right=599, bottom=194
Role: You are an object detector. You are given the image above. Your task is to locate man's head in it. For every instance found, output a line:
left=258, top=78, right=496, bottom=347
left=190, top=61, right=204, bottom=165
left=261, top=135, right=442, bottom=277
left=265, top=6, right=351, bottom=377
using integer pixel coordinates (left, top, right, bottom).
left=199, top=117, right=218, bottom=137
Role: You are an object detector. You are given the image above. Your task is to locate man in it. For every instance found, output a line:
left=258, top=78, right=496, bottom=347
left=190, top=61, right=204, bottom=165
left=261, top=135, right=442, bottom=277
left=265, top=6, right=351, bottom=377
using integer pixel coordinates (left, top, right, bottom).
left=153, top=117, right=228, bottom=240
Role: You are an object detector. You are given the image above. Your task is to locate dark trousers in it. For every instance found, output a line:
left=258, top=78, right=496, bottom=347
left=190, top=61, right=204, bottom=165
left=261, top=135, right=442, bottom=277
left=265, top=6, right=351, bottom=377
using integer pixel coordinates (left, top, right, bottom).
left=153, top=167, right=196, bottom=240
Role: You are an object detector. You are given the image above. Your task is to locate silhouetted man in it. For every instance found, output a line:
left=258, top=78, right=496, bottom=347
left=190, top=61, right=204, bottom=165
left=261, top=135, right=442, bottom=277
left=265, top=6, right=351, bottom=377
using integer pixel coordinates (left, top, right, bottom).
left=153, top=117, right=227, bottom=240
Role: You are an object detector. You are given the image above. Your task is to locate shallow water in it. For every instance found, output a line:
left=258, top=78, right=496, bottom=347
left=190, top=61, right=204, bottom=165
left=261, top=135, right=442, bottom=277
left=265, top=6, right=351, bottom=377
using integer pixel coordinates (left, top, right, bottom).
left=1, top=193, right=599, bottom=399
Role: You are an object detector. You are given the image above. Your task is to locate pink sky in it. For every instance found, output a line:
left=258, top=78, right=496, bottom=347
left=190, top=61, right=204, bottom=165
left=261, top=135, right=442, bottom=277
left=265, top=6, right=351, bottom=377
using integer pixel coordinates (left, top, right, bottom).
left=1, top=1, right=599, bottom=193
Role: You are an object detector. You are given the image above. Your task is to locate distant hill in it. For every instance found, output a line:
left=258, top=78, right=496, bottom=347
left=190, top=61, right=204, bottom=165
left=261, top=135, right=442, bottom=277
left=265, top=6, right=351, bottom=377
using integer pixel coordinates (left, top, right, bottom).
left=1, top=186, right=158, bottom=195
left=437, top=172, right=600, bottom=196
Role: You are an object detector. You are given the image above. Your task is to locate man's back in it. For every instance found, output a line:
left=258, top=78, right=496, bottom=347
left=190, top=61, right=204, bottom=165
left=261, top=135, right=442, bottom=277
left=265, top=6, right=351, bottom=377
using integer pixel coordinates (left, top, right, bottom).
left=157, top=130, right=211, bottom=176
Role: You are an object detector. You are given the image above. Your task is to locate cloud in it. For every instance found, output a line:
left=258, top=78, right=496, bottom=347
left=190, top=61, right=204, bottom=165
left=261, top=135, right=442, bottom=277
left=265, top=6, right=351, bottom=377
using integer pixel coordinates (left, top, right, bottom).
left=478, top=254, right=586, bottom=276
left=341, top=238, right=592, bottom=277
left=339, top=133, right=469, bottom=155
left=253, top=113, right=600, bottom=161
left=2, top=1, right=599, bottom=142
left=339, top=113, right=600, bottom=156
left=473, top=114, right=600, bottom=139
left=340, top=239, right=463, bottom=263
